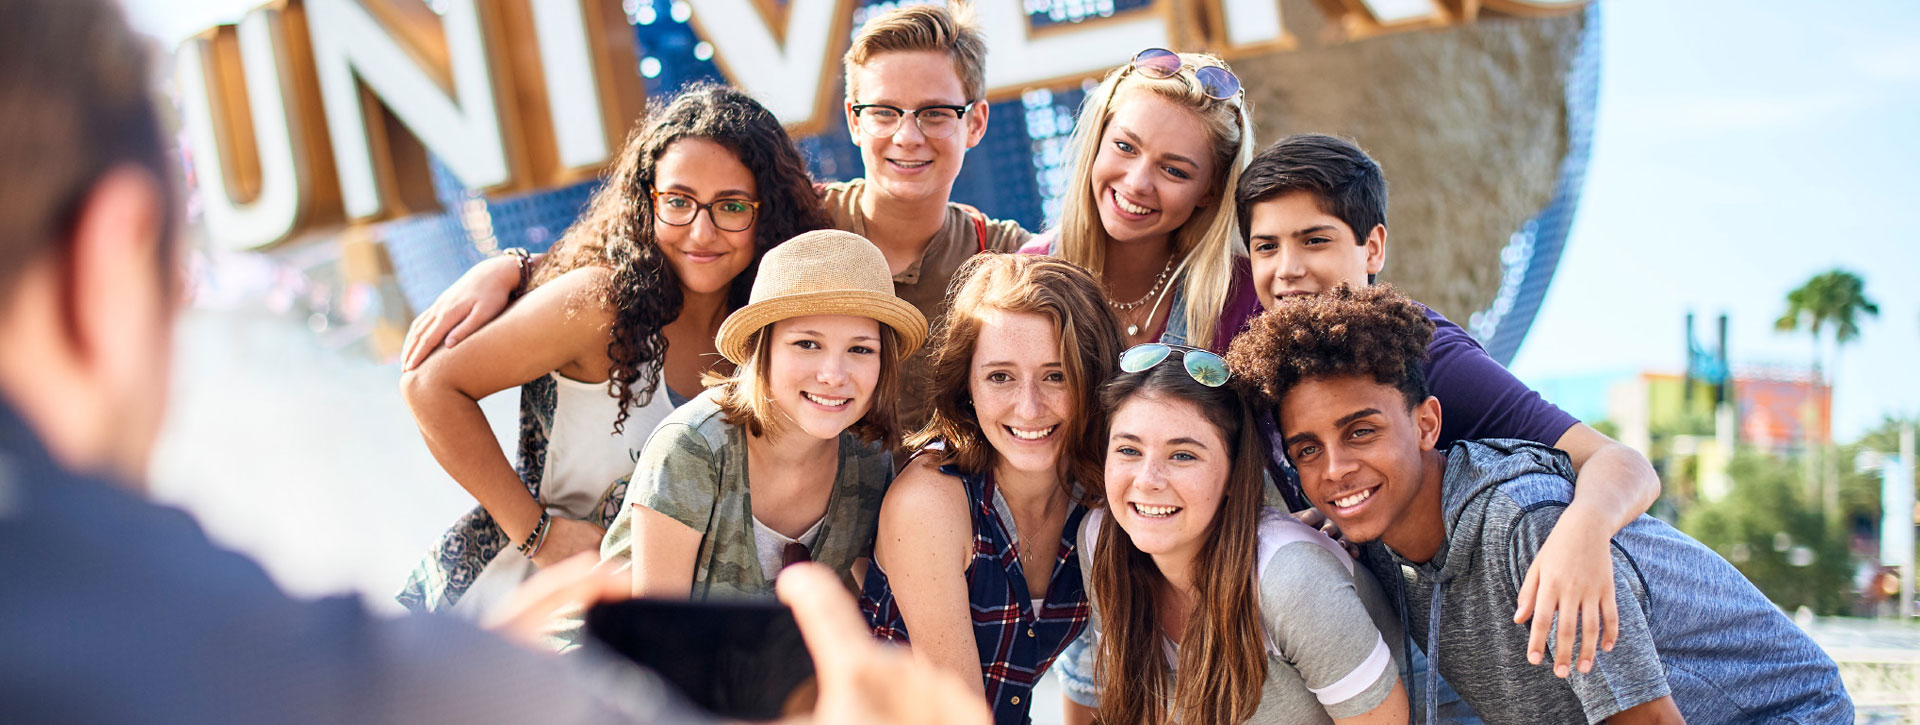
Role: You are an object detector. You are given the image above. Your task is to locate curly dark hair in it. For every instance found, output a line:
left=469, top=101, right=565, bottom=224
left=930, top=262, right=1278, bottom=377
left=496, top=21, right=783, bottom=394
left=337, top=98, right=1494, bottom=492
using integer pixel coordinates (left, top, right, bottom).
left=531, top=83, right=832, bottom=434
left=1225, top=283, right=1435, bottom=412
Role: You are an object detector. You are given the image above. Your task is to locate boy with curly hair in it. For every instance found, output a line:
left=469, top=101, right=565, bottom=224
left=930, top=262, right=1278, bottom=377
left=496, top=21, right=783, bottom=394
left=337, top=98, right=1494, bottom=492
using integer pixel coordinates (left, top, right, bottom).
left=1229, top=284, right=1850, bottom=725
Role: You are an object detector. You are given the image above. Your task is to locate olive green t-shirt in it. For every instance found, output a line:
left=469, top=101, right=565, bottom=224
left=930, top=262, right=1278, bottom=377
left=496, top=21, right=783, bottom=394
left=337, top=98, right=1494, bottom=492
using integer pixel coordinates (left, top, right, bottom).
left=601, top=388, right=893, bottom=598
left=819, top=179, right=1030, bottom=435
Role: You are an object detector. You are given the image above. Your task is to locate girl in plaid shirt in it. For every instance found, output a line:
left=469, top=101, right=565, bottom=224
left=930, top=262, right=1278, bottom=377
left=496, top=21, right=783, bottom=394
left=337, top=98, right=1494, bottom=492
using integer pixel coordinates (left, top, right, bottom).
left=859, top=254, right=1125, bottom=724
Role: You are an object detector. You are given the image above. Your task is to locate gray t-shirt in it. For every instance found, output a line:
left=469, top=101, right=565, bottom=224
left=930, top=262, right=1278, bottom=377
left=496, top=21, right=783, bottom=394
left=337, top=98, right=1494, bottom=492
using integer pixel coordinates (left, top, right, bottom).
left=602, top=387, right=892, bottom=598
left=1079, top=507, right=1403, bottom=723
left=1380, top=490, right=1667, bottom=724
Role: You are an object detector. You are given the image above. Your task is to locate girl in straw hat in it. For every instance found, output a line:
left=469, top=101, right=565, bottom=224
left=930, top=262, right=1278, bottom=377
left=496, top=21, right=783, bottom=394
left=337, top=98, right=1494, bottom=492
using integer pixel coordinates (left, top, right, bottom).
left=395, top=84, right=831, bottom=618
left=858, top=254, right=1124, bottom=725
left=606, top=229, right=927, bottom=598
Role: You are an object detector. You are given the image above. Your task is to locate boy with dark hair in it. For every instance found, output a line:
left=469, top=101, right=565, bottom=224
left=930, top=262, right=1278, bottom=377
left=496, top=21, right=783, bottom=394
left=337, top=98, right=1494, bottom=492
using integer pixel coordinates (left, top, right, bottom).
left=1229, top=284, right=1850, bottom=725
left=1235, top=134, right=1662, bottom=680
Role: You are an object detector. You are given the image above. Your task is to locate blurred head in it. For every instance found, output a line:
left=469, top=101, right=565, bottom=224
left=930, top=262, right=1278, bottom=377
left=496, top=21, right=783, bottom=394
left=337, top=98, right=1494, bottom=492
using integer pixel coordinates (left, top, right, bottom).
left=843, top=3, right=989, bottom=207
left=1227, top=284, right=1438, bottom=545
left=1092, top=359, right=1267, bottom=725
left=911, top=254, right=1124, bottom=500
left=0, top=0, right=179, bottom=483
left=1054, top=50, right=1254, bottom=350
left=538, top=83, right=831, bottom=435
left=1237, top=134, right=1388, bottom=309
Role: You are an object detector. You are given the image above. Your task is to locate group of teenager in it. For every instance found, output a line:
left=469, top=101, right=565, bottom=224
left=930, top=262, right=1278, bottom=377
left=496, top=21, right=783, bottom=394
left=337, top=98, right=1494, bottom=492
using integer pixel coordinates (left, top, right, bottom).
left=391, top=4, right=1852, bottom=723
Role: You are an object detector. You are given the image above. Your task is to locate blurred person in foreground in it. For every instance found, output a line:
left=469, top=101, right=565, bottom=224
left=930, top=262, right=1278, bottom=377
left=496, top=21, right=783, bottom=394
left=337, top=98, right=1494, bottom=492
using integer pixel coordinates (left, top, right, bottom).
left=0, top=0, right=988, bottom=723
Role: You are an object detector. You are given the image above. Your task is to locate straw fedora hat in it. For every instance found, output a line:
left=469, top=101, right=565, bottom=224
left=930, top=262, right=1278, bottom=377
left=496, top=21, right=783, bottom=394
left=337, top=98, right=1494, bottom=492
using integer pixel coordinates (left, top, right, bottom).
left=716, top=229, right=928, bottom=364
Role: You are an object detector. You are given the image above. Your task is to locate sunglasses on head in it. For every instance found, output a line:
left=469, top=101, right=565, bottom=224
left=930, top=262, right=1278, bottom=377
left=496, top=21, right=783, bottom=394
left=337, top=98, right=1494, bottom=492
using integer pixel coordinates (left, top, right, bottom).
left=1119, top=343, right=1231, bottom=388
left=1125, top=48, right=1242, bottom=101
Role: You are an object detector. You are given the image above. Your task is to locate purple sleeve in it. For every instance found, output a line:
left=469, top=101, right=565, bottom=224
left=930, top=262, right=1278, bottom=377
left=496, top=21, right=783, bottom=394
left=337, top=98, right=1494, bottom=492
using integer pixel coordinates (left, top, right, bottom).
left=1212, top=256, right=1263, bottom=352
left=1423, top=306, right=1578, bottom=448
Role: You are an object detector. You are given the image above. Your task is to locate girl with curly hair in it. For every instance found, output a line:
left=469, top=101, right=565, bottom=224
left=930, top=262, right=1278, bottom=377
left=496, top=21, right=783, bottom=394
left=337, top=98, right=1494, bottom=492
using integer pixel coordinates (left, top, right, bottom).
left=857, top=254, right=1124, bottom=724
left=395, top=84, right=831, bottom=618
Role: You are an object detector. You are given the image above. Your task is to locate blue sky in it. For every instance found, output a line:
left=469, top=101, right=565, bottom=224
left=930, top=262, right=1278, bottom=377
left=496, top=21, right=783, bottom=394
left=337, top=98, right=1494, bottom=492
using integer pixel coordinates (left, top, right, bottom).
left=128, top=0, right=1920, bottom=440
left=1508, top=0, right=1920, bottom=440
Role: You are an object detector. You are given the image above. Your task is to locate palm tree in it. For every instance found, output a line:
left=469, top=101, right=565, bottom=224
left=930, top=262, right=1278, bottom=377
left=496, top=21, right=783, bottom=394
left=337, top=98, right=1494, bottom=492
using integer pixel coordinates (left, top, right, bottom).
left=1775, top=269, right=1879, bottom=519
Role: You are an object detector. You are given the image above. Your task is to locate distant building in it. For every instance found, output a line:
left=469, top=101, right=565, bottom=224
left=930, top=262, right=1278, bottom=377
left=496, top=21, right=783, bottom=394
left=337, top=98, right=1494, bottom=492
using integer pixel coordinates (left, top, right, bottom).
left=1533, top=366, right=1831, bottom=502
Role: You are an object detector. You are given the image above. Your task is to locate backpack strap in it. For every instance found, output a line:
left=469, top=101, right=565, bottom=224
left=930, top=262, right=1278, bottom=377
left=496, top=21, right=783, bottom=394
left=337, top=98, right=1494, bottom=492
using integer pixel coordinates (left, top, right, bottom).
left=953, top=203, right=989, bottom=253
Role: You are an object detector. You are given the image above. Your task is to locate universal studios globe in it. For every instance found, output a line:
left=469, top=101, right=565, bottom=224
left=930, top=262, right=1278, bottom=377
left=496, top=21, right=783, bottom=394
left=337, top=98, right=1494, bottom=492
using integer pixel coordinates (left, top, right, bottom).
left=175, top=0, right=1596, bottom=367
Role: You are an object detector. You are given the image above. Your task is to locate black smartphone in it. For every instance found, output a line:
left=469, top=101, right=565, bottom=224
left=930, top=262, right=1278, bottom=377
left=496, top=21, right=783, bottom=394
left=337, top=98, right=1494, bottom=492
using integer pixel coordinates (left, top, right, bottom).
left=583, top=598, right=816, bottom=721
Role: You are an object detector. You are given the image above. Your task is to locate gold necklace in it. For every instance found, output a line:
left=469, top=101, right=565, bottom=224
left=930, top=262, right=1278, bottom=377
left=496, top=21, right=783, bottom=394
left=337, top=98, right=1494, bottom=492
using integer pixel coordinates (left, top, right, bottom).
left=1108, top=255, right=1175, bottom=313
left=1114, top=254, right=1189, bottom=337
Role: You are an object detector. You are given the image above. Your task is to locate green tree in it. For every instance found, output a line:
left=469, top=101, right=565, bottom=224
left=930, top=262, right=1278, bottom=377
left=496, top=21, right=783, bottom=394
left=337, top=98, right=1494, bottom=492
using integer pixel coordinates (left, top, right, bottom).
left=1775, top=269, right=1879, bottom=517
left=1775, top=268, right=1880, bottom=399
left=1678, top=453, right=1854, bottom=614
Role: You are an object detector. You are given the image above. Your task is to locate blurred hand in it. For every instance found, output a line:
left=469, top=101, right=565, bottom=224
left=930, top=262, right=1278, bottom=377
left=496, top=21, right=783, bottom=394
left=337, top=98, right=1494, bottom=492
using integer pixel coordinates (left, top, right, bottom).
left=531, top=517, right=607, bottom=569
left=777, top=563, right=991, bottom=725
left=401, top=254, right=525, bottom=371
left=486, top=553, right=628, bottom=646
left=1292, top=507, right=1358, bottom=558
left=1514, top=511, right=1618, bottom=678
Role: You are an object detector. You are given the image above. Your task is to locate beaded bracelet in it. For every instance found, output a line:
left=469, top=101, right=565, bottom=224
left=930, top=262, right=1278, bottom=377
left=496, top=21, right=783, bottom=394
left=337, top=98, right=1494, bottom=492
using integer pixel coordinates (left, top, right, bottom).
left=501, top=246, right=532, bottom=298
left=517, top=509, right=552, bottom=558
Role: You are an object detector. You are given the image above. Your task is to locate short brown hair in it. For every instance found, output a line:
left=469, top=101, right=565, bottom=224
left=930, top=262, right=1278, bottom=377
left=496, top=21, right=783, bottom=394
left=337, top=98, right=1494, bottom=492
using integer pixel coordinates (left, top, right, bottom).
left=909, top=254, right=1123, bottom=502
left=0, top=0, right=176, bottom=304
left=1226, top=283, right=1435, bottom=412
left=1235, top=134, right=1387, bottom=283
left=843, top=3, right=987, bottom=104
left=711, top=322, right=905, bottom=449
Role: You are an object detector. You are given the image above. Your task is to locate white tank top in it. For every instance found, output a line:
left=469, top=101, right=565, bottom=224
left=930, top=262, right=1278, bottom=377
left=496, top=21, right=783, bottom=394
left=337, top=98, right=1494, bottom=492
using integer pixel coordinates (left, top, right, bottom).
left=449, top=373, right=678, bottom=622
left=536, top=372, right=676, bottom=515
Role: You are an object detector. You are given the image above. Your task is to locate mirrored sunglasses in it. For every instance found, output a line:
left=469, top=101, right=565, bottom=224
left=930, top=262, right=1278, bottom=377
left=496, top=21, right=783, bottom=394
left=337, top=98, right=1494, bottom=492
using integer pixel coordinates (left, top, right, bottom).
left=1130, top=47, right=1241, bottom=101
left=1118, top=342, right=1231, bottom=387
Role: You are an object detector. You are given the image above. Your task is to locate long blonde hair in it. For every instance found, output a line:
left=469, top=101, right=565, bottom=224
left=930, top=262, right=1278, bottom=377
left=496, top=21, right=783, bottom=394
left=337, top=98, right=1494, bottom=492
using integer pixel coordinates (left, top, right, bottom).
left=1054, top=52, right=1255, bottom=350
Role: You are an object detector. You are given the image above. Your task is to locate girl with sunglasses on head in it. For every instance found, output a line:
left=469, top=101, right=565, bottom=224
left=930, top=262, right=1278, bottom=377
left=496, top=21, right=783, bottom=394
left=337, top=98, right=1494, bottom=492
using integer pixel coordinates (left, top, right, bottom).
left=1022, top=48, right=1261, bottom=352
left=1074, top=348, right=1411, bottom=724
left=858, top=254, right=1125, bottom=725
left=609, top=229, right=924, bottom=600
left=395, top=84, right=832, bottom=619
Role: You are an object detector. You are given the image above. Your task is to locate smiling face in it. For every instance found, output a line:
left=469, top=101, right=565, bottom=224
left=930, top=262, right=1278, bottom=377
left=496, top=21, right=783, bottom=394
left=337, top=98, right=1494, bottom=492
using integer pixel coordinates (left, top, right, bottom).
left=652, top=137, right=759, bottom=296
left=1088, top=89, right=1218, bottom=248
left=846, top=50, right=987, bottom=207
left=766, top=314, right=885, bottom=441
left=1104, top=392, right=1232, bottom=565
left=969, top=309, right=1073, bottom=475
left=1246, top=191, right=1385, bottom=309
left=1278, top=374, right=1440, bottom=545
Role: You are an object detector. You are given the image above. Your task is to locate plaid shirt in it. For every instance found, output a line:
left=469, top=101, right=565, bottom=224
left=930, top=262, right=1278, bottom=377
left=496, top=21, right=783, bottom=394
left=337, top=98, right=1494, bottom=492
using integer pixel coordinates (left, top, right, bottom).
left=860, top=465, right=1092, bottom=725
